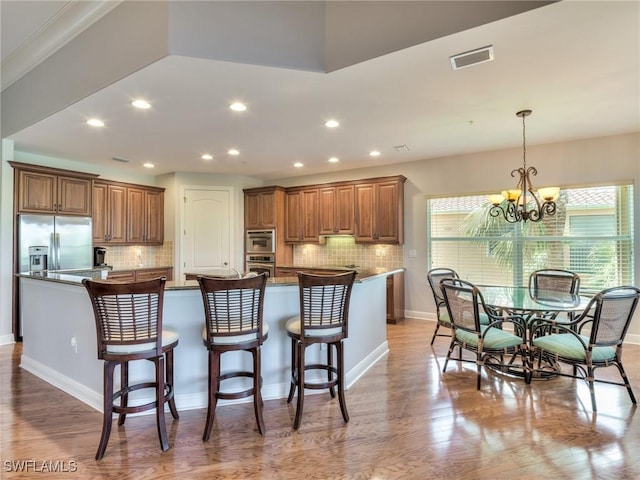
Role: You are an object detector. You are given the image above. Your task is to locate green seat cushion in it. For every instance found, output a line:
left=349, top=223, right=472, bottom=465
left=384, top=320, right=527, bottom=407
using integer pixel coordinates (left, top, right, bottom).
left=532, top=334, right=616, bottom=362
left=455, top=325, right=523, bottom=350
left=438, top=310, right=451, bottom=326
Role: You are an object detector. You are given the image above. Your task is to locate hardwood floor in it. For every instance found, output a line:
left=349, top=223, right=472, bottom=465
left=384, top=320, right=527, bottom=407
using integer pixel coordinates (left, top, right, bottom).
left=1, top=319, right=639, bottom=479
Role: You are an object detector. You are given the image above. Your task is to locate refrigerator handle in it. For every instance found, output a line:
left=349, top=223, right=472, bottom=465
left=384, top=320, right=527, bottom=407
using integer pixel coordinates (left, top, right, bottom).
left=55, top=233, right=61, bottom=270
left=49, top=233, right=56, bottom=270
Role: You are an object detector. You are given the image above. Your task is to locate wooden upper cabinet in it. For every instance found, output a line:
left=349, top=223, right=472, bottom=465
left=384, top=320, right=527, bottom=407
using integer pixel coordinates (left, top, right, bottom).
left=244, top=187, right=282, bottom=229
left=92, top=182, right=127, bottom=244
left=285, top=187, right=319, bottom=243
left=13, top=164, right=94, bottom=216
left=127, top=186, right=164, bottom=245
left=354, top=176, right=406, bottom=244
left=318, top=185, right=354, bottom=235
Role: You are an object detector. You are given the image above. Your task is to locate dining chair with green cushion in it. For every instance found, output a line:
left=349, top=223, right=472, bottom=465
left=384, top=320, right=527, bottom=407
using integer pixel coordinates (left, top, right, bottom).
left=427, top=268, right=491, bottom=345
left=528, top=269, right=580, bottom=323
left=529, top=286, right=640, bottom=412
left=440, top=278, right=527, bottom=390
left=427, top=268, right=459, bottom=345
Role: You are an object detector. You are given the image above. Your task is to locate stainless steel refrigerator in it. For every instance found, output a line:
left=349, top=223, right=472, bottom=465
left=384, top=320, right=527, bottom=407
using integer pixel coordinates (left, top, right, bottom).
left=18, top=214, right=93, bottom=272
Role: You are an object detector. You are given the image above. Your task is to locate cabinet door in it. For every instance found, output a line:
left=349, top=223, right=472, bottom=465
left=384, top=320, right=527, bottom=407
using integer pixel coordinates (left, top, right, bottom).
left=300, top=188, right=319, bottom=242
left=354, top=184, right=375, bottom=242
left=318, top=187, right=337, bottom=235
left=144, top=189, right=164, bottom=244
left=92, top=183, right=109, bottom=243
left=245, top=192, right=262, bottom=229
left=17, top=170, right=57, bottom=213
left=375, top=181, right=401, bottom=242
left=127, top=187, right=145, bottom=243
left=244, top=191, right=276, bottom=229
left=284, top=190, right=302, bottom=242
left=108, top=185, right=128, bottom=243
left=335, top=185, right=354, bottom=234
left=57, top=176, right=91, bottom=215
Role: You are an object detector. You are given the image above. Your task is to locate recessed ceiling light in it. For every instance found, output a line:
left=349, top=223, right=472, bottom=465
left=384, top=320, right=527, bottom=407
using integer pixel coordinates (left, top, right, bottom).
left=328, top=157, right=339, bottom=163
left=369, top=150, right=381, bottom=157
left=324, top=119, right=340, bottom=128
left=131, top=99, right=151, bottom=109
left=294, top=162, right=304, bottom=168
left=143, top=162, right=154, bottom=168
left=86, top=118, right=104, bottom=127
left=228, top=149, right=240, bottom=156
left=229, top=102, right=247, bottom=112
left=201, top=154, right=213, bottom=160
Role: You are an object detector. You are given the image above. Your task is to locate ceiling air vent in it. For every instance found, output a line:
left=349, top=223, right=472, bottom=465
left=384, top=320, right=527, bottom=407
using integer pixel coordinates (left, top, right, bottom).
left=111, top=156, right=129, bottom=163
left=450, top=45, right=494, bottom=70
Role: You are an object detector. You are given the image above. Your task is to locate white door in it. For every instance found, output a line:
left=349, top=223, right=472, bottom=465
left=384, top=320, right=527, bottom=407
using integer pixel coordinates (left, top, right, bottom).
left=181, top=187, right=233, bottom=275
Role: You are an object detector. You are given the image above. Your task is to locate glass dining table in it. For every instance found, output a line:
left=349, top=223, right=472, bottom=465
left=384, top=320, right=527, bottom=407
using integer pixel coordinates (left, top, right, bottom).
left=477, top=285, right=591, bottom=321
left=475, top=285, right=592, bottom=380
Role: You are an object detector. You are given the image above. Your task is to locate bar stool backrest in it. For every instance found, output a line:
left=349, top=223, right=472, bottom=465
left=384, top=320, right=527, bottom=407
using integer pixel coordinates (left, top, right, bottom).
left=82, top=277, right=166, bottom=359
left=198, top=273, right=267, bottom=345
left=298, top=271, right=356, bottom=338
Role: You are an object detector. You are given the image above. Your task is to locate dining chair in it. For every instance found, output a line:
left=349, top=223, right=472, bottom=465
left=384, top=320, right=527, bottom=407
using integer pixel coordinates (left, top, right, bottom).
left=528, top=269, right=580, bottom=322
left=285, top=271, right=356, bottom=430
left=427, top=268, right=459, bottom=345
left=529, top=286, right=640, bottom=412
left=440, top=278, right=527, bottom=389
left=197, top=273, right=268, bottom=439
left=82, top=277, right=179, bottom=460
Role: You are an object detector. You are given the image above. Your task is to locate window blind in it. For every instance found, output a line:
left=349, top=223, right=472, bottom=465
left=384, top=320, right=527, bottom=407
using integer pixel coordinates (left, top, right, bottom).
left=427, top=185, right=634, bottom=293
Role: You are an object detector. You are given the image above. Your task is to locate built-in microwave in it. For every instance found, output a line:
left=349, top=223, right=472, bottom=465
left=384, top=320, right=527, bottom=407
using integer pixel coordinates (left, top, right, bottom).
left=246, top=229, right=275, bottom=254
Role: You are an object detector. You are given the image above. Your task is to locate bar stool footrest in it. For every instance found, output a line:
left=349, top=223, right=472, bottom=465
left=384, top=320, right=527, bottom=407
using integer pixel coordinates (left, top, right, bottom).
left=216, top=371, right=261, bottom=400
left=112, top=382, right=174, bottom=414
left=302, top=363, right=339, bottom=390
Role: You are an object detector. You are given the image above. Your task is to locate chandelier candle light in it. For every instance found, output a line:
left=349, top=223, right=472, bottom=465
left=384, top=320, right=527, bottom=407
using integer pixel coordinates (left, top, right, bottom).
left=488, top=109, right=559, bottom=223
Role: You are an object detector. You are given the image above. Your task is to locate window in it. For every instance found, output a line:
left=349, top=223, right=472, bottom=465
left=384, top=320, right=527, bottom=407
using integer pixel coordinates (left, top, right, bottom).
left=427, top=185, right=634, bottom=293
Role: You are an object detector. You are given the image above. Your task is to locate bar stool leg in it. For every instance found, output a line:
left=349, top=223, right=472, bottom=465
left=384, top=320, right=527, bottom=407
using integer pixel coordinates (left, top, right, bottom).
left=118, top=361, right=128, bottom=426
left=165, top=350, right=179, bottom=420
left=96, top=361, right=116, bottom=460
left=328, top=343, right=336, bottom=398
left=252, top=347, right=266, bottom=435
left=155, top=356, right=169, bottom=452
left=203, top=351, right=221, bottom=441
left=287, top=338, right=298, bottom=403
left=336, top=341, right=349, bottom=423
left=293, top=341, right=305, bottom=430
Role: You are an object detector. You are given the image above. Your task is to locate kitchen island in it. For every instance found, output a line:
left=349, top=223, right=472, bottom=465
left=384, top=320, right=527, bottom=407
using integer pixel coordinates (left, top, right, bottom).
left=17, top=268, right=399, bottom=414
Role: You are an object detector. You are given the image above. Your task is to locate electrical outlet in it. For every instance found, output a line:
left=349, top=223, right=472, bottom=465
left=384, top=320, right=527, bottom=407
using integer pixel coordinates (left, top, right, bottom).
left=409, top=250, right=417, bottom=258
left=70, top=336, right=78, bottom=353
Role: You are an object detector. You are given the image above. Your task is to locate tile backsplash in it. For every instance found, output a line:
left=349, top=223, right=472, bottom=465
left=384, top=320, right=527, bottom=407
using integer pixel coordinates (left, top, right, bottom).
left=101, top=241, right=173, bottom=269
left=292, top=236, right=403, bottom=269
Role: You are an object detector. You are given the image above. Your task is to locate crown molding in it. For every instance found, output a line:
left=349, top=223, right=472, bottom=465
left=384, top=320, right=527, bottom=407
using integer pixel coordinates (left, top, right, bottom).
left=1, top=0, right=122, bottom=91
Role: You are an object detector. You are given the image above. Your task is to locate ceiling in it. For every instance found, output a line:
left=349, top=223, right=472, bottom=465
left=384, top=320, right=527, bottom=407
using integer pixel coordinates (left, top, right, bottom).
left=1, top=1, right=638, bottom=181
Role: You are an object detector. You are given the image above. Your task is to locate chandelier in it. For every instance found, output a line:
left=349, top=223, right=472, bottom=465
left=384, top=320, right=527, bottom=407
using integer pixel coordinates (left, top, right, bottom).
left=488, top=109, right=559, bottom=223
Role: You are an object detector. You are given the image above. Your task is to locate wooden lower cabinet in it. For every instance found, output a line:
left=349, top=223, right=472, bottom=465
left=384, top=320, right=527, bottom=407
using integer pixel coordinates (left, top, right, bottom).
left=386, top=271, right=405, bottom=324
left=107, top=267, right=173, bottom=282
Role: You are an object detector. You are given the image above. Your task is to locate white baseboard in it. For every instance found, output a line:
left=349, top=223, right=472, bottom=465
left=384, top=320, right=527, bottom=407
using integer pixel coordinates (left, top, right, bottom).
left=0, top=334, right=15, bottom=346
left=20, top=341, right=390, bottom=415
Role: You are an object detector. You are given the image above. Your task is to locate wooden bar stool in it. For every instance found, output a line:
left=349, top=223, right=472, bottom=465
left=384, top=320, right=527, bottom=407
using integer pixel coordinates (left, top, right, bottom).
left=82, top=277, right=179, bottom=460
left=197, top=273, right=268, bottom=440
left=286, top=271, right=356, bottom=430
